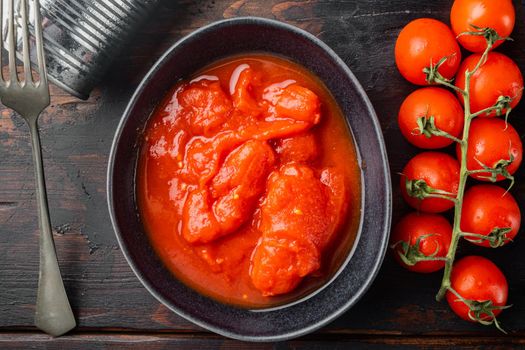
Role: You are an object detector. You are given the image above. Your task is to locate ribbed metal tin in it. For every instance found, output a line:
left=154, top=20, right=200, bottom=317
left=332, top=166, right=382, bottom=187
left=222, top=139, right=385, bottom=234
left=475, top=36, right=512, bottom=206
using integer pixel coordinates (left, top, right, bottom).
left=8, top=0, right=162, bottom=99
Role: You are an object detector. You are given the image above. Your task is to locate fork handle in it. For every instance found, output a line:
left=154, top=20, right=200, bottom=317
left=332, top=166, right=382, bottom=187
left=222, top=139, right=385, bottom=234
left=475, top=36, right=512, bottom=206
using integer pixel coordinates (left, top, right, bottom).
left=29, top=119, right=76, bottom=337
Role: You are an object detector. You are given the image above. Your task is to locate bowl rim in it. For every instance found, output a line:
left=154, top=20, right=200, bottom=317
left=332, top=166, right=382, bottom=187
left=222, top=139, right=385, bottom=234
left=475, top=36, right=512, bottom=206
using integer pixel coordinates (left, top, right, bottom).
left=107, top=16, right=392, bottom=341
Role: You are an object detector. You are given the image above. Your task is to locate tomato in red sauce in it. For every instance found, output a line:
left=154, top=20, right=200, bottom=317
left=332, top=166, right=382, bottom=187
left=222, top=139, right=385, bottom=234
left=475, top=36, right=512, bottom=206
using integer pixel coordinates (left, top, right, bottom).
left=137, top=54, right=361, bottom=307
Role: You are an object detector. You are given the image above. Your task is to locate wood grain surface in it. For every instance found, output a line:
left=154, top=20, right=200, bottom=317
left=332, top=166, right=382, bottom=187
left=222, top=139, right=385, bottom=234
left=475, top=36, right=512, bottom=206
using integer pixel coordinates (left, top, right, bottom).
left=1, top=0, right=525, bottom=348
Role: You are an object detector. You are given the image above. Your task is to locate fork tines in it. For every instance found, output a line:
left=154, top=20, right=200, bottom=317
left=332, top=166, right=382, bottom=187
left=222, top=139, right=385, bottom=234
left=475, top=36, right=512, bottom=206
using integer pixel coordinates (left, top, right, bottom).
left=1, top=0, right=46, bottom=87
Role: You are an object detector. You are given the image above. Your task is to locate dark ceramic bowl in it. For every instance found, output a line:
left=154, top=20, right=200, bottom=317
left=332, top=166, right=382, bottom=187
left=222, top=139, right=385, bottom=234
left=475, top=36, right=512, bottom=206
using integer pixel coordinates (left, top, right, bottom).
left=108, top=17, right=391, bottom=341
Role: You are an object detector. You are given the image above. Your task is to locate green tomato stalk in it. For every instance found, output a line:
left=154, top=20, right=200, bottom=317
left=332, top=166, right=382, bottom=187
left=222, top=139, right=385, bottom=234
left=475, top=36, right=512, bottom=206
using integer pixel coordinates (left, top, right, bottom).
left=409, top=27, right=516, bottom=332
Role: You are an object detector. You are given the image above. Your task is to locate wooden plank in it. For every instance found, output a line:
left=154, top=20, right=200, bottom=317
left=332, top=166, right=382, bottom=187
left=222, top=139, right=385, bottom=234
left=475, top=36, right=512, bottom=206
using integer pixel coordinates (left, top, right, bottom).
left=1, top=0, right=525, bottom=337
left=1, top=332, right=525, bottom=350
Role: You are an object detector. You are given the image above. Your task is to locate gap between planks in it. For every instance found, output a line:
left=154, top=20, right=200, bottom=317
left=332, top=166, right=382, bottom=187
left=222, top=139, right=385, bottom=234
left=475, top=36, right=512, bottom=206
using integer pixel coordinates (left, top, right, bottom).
left=0, top=330, right=525, bottom=344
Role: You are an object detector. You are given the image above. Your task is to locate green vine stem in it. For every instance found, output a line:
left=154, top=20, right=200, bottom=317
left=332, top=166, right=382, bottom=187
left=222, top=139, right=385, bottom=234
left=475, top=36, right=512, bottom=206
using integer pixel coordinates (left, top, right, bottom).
left=461, top=228, right=513, bottom=248
left=412, top=26, right=516, bottom=330
left=433, top=33, right=493, bottom=302
left=470, top=95, right=513, bottom=119
left=414, top=115, right=463, bottom=143
left=447, top=287, right=512, bottom=334
left=391, top=234, right=448, bottom=266
left=405, top=178, right=458, bottom=202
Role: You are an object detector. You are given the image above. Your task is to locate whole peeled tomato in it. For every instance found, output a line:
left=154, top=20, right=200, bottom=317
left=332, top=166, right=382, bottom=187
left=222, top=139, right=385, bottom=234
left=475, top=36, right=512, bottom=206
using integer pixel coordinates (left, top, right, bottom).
left=401, top=152, right=460, bottom=213
left=391, top=212, right=452, bottom=273
left=451, top=0, right=515, bottom=53
left=455, top=52, right=523, bottom=117
left=461, top=185, right=520, bottom=247
left=398, top=87, right=464, bottom=149
left=395, top=18, right=462, bottom=85
left=457, top=118, right=522, bottom=181
left=446, top=256, right=508, bottom=323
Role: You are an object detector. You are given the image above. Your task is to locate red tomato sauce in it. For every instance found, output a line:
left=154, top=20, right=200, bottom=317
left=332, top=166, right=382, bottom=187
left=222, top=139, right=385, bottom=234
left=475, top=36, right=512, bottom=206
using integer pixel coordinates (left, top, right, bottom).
left=137, top=54, right=361, bottom=307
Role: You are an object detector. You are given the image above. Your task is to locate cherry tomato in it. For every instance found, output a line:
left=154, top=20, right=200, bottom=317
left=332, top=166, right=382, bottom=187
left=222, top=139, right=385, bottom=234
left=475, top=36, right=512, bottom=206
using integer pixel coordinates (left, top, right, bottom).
left=451, top=0, right=515, bottom=53
left=457, top=118, right=522, bottom=182
left=446, top=256, right=508, bottom=323
left=455, top=52, right=523, bottom=117
left=391, top=212, right=452, bottom=273
left=395, top=18, right=461, bottom=85
left=398, top=87, right=464, bottom=149
left=401, top=152, right=460, bottom=213
left=461, top=185, right=520, bottom=247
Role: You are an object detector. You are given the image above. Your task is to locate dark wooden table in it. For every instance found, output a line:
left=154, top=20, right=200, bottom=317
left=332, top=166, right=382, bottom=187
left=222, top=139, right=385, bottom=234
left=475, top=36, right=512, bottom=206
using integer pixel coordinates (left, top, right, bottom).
left=2, top=1, right=525, bottom=348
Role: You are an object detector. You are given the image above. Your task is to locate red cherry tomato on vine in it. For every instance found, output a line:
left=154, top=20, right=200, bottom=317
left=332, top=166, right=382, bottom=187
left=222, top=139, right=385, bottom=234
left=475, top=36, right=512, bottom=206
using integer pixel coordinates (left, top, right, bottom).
left=451, top=0, right=515, bottom=53
left=398, top=87, right=464, bottom=149
left=391, top=212, right=452, bottom=273
left=395, top=18, right=462, bottom=85
left=457, top=118, right=522, bottom=182
left=401, top=152, right=460, bottom=213
left=446, top=256, right=508, bottom=323
left=455, top=52, right=523, bottom=117
left=461, top=185, right=520, bottom=247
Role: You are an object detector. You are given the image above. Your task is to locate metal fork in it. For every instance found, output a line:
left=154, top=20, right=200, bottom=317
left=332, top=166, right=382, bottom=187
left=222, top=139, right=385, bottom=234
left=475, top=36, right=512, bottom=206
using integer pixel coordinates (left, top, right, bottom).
left=0, top=0, right=75, bottom=336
